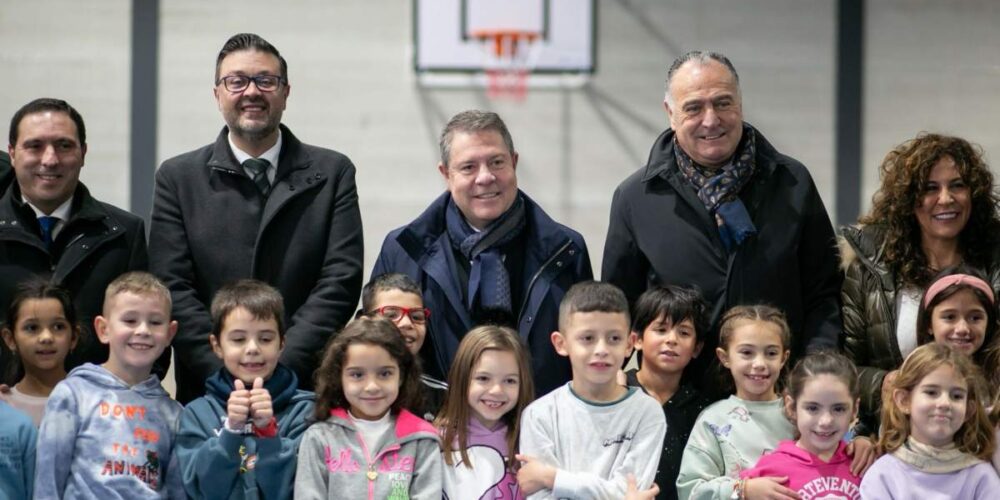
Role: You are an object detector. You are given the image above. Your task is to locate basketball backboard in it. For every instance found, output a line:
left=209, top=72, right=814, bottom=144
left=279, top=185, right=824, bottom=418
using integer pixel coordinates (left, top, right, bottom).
left=413, top=0, right=596, bottom=89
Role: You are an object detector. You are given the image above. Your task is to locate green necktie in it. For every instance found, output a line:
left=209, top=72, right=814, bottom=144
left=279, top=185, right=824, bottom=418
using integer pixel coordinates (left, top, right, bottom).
left=242, top=158, right=272, bottom=197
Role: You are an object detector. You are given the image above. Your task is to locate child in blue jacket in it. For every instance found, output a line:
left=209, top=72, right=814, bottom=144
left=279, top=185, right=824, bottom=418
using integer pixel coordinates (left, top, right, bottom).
left=176, top=280, right=314, bottom=499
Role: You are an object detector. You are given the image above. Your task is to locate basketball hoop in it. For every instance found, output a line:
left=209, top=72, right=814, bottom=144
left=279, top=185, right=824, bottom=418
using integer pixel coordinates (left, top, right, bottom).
left=472, top=30, right=540, bottom=100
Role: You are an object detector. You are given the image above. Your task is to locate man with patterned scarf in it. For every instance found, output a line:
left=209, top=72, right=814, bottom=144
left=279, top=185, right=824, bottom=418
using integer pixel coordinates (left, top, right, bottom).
left=373, top=110, right=592, bottom=396
left=602, top=51, right=842, bottom=396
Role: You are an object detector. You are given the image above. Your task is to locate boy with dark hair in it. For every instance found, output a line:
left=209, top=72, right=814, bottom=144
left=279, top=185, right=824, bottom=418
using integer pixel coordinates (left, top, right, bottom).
left=517, top=281, right=666, bottom=499
left=361, top=273, right=447, bottom=421
left=625, top=285, right=713, bottom=500
left=176, top=279, right=314, bottom=500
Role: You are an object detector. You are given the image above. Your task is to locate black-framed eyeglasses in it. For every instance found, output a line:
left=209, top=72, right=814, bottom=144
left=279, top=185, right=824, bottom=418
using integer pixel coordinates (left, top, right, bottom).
left=371, top=306, right=430, bottom=324
left=216, top=75, right=286, bottom=93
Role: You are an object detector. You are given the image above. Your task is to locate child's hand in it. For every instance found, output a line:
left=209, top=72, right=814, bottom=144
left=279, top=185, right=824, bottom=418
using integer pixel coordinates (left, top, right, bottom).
left=227, top=379, right=252, bottom=431
left=515, top=454, right=556, bottom=495
left=846, top=436, right=876, bottom=476
left=744, top=476, right=799, bottom=500
left=248, top=377, right=273, bottom=428
left=625, top=473, right=659, bottom=500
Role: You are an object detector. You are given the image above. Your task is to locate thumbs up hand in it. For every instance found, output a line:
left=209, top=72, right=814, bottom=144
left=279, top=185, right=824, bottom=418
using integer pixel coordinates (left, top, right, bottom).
left=248, top=377, right=273, bottom=428
left=227, top=378, right=252, bottom=430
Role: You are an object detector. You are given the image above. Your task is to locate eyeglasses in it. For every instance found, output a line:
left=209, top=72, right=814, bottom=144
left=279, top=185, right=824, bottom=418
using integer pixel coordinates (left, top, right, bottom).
left=371, top=306, right=430, bottom=324
left=216, top=74, right=286, bottom=93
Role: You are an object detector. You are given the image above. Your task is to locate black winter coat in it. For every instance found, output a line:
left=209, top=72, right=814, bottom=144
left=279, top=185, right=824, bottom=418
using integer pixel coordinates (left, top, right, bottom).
left=0, top=180, right=148, bottom=382
left=149, top=125, right=363, bottom=402
left=602, top=125, right=842, bottom=382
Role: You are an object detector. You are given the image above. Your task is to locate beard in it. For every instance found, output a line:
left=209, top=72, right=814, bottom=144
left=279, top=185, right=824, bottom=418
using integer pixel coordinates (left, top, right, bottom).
left=232, top=117, right=279, bottom=142
left=226, top=97, right=281, bottom=142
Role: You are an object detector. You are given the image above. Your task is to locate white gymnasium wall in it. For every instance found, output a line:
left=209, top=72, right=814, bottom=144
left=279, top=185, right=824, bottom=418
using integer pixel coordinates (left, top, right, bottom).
left=2, top=0, right=997, bottom=285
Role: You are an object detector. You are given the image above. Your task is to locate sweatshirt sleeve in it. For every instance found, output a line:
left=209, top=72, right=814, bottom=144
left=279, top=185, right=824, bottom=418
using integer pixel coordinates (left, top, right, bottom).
left=165, top=449, right=186, bottom=499
left=253, top=401, right=313, bottom=498
left=551, top=401, right=666, bottom=500
left=22, top=417, right=37, bottom=500
left=409, top=437, right=444, bottom=500
left=294, top=427, right=329, bottom=500
left=175, top=403, right=243, bottom=498
left=34, top=383, right=80, bottom=499
left=519, top=402, right=559, bottom=500
left=676, top=413, right=734, bottom=500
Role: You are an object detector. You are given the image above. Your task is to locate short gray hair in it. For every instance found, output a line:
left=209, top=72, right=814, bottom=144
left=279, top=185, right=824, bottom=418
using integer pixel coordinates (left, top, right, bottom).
left=439, top=110, right=515, bottom=166
left=664, top=51, right=741, bottom=106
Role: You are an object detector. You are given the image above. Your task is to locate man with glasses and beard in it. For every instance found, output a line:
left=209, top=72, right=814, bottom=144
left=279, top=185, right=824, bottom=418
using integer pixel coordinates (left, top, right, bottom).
left=150, top=33, right=363, bottom=403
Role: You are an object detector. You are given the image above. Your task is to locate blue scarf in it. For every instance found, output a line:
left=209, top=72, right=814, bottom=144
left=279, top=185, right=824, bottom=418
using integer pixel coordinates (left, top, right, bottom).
left=674, top=124, right=758, bottom=250
left=445, top=195, right=526, bottom=314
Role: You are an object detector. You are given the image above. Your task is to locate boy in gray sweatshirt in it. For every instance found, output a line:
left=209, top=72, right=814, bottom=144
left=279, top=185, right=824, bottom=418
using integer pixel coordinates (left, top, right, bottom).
left=517, top=282, right=666, bottom=499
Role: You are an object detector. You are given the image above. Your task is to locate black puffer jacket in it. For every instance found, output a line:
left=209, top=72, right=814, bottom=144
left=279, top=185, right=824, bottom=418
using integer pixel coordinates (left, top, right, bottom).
left=839, top=224, right=900, bottom=433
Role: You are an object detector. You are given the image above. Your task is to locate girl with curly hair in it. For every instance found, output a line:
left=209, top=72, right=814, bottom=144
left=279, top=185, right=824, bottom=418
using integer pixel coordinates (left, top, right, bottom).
left=839, top=133, right=1000, bottom=435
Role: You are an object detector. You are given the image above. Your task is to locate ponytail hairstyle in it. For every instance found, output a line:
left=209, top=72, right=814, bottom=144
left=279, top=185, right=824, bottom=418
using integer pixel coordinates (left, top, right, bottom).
left=783, top=351, right=859, bottom=434
left=716, top=305, right=791, bottom=394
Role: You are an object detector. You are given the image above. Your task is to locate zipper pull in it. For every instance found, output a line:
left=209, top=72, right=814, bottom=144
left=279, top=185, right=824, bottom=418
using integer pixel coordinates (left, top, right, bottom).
left=366, top=465, right=377, bottom=481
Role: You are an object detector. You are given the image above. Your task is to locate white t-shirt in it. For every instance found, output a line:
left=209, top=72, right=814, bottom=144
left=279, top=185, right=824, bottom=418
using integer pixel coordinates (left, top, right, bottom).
left=350, top=410, right=394, bottom=453
left=896, top=286, right=922, bottom=358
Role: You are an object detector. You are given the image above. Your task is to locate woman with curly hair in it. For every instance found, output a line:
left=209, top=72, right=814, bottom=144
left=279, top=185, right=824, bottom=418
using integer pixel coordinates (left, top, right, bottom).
left=839, top=133, right=1000, bottom=434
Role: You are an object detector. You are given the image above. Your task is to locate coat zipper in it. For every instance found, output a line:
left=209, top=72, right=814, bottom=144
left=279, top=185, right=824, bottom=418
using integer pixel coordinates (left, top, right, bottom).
left=517, top=239, right=573, bottom=325
left=355, top=431, right=402, bottom=500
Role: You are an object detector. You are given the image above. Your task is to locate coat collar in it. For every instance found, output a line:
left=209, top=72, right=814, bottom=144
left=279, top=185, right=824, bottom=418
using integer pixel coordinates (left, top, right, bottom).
left=839, top=224, right=896, bottom=291
left=400, top=190, right=571, bottom=259
left=3, top=180, right=115, bottom=226
left=640, top=122, right=779, bottom=184
left=395, top=190, right=577, bottom=337
left=206, top=123, right=312, bottom=181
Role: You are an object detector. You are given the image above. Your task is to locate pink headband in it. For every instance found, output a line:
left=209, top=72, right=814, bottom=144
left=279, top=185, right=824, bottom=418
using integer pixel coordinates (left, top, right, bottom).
left=923, top=274, right=995, bottom=308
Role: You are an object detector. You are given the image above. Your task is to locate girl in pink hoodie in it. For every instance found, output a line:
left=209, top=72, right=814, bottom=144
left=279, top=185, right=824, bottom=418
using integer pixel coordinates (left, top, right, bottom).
left=741, top=351, right=869, bottom=500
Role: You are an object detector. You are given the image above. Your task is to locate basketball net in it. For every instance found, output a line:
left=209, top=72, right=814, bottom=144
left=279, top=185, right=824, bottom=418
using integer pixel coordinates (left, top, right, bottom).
left=473, top=30, right=539, bottom=101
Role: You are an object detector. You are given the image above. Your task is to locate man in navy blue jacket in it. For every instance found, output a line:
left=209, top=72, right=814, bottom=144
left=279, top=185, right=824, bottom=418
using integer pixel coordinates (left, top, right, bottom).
left=372, top=110, right=592, bottom=396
